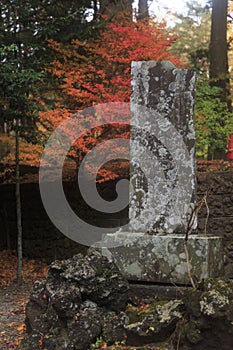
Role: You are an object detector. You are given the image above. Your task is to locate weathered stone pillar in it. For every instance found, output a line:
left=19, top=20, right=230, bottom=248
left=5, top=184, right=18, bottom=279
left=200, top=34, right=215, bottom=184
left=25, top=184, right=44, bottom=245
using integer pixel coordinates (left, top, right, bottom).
left=129, top=60, right=196, bottom=234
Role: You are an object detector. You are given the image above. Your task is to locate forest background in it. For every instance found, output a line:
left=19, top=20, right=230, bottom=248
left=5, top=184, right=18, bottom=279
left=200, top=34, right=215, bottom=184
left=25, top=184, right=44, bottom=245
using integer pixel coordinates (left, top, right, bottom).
left=0, top=0, right=233, bottom=178
left=1, top=3, right=233, bottom=347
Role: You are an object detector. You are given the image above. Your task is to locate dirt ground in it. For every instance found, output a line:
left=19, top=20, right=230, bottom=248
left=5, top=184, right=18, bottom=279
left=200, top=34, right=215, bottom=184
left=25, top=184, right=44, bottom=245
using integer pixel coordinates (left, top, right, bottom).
left=0, top=283, right=32, bottom=349
left=0, top=250, right=48, bottom=349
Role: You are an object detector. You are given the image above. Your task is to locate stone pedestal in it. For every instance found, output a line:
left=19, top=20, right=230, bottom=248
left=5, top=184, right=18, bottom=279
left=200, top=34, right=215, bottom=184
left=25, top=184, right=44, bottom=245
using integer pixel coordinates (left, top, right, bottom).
left=101, top=233, right=224, bottom=285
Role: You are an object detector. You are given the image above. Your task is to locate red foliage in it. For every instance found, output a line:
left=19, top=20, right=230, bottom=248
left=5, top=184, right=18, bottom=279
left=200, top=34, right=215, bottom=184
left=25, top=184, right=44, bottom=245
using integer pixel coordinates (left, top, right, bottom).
left=46, top=16, right=181, bottom=106
left=40, top=15, right=182, bottom=182
left=140, top=300, right=147, bottom=308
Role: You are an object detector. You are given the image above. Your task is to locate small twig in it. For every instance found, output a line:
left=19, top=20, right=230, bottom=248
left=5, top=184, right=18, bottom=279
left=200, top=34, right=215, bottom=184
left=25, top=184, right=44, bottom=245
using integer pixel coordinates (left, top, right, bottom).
left=176, top=330, right=181, bottom=350
left=171, top=281, right=185, bottom=296
left=183, top=192, right=209, bottom=289
left=183, top=240, right=196, bottom=289
left=185, top=191, right=209, bottom=241
left=169, top=318, right=186, bottom=350
left=204, top=195, right=209, bottom=236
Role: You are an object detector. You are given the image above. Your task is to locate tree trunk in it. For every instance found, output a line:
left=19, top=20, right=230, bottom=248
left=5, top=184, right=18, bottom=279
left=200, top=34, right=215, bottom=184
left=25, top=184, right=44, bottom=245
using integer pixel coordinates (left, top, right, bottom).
left=209, top=0, right=229, bottom=99
left=209, top=0, right=230, bottom=159
left=138, top=0, right=149, bottom=20
left=3, top=205, right=11, bottom=250
left=93, top=0, right=98, bottom=20
left=15, top=118, right=23, bottom=286
left=99, top=0, right=132, bottom=17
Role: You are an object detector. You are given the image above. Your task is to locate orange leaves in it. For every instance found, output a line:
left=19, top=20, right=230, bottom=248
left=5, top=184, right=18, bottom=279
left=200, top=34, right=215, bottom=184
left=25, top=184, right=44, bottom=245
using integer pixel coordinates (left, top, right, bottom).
left=17, top=324, right=26, bottom=334
left=0, top=253, right=48, bottom=350
left=39, top=108, right=73, bottom=130
left=0, top=135, right=44, bottom=174
left=96, top=19, right=177, bottom=65
left=8, top=322, right=18, bottom=328
left=38, top=15, right=183, bottom=181
left=0, top=250, right=48, bottom=287
left=44, top=15, right=182, bottom=108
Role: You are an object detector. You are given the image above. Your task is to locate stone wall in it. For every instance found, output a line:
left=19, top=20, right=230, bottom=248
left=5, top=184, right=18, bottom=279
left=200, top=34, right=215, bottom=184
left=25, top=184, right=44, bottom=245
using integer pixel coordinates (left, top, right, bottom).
left=197, top=172, right=233, bottom=277
left=0, top=183, right=86, bottom=262
left=0, top=181, right=128, bottom=263
left=0, top=171, right=233, bottom=276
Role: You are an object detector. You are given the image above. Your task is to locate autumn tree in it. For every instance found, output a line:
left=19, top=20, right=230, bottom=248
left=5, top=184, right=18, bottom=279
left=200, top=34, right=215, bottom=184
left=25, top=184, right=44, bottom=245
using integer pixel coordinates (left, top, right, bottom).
left=39, top=14, right=181, bottom=181
left=0, top=2, right=37, bottom=282
left=0, top=47, right=42, bottom=287
left=45, top=16, right=180, bottom=107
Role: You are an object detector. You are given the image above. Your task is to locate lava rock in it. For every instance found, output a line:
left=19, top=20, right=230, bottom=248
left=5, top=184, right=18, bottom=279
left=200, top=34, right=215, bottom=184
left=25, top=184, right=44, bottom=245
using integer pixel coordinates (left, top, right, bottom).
left=24, top=250, right=130, bottom=350
left=102, top=311, right=127, bottom=344
left=66, top=301, right=103, bottom=350
left=23, top=252, right=233, bottom=350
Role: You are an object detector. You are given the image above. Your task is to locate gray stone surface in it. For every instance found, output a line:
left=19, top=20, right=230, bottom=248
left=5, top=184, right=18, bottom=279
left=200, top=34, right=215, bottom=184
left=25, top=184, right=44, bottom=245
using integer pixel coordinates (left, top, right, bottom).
left=129, top=60, right=196, bottom=234
left=101, top=233, right=224, bottom=284
left=128, top=283, right=192, bottom=301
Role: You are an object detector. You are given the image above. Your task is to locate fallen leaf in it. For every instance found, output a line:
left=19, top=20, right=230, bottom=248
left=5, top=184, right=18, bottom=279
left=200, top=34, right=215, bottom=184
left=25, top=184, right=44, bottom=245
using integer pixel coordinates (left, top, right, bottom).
left=17, top=324, right=26, bottom=332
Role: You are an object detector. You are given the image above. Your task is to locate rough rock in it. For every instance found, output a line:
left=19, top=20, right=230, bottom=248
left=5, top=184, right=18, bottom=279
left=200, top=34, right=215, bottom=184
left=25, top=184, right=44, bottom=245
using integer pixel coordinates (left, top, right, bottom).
left=22, top=252, right=233, bottom=350
left=102, top=311, right=127, bottom=344
left=24, top=251, right=130, bottom=350
left=175, top=278, right=233, bottom=350
left=125, top=299, right=184, bottom=345
left=67, top=301, right=103, bottom=350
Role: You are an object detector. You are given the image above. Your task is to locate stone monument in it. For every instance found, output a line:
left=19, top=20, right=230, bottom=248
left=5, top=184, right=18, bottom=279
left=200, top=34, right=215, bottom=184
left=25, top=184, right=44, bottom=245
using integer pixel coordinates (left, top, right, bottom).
left=101, top=61, right=224, bottom=285
left=129, top=60, right=196, bottom=233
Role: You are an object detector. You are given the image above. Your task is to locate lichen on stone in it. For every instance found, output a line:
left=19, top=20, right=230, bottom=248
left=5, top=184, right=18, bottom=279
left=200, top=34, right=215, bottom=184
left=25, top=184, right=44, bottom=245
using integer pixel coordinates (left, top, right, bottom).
left=200, top=288, right=230, bottom=316
left=156, top=300, right=183, bottom=323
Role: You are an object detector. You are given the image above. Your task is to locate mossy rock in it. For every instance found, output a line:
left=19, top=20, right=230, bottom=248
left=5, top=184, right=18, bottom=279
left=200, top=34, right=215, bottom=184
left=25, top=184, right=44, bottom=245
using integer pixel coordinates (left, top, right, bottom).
left=125, top=299, right=184, bottom=345
left=172, top=278, right=233, bottom=349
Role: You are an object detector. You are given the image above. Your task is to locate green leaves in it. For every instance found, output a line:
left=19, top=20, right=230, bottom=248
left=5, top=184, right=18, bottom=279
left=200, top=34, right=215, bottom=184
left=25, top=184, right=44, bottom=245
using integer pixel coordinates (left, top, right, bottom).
left=195, top=77, right=233, bottom=158
left=170, top=1, right=211, bottom=73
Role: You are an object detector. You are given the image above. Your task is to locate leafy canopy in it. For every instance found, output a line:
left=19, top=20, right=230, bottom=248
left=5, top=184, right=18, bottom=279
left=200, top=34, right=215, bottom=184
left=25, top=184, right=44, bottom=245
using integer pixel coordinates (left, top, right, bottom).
left=39, top=14, right=182, bottom=181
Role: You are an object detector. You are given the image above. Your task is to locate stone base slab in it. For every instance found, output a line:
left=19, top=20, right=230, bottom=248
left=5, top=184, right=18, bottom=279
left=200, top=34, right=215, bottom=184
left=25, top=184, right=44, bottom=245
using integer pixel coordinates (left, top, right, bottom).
left=128, top=283, right=192, bottom=301
left=101, top=233, right=224, bottom=285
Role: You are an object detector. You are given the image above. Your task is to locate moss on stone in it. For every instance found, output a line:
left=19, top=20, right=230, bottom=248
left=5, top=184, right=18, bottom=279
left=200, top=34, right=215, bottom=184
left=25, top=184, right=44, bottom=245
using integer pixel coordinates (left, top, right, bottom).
left=126, top=300, right=174, bottom=323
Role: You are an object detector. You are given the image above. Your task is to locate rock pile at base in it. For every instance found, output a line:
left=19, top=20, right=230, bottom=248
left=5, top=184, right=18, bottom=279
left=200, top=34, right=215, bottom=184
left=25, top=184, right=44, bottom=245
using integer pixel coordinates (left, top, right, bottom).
left=23, top=251, right=233, bottom=350
left=24, top=251, right=130, bottom=349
